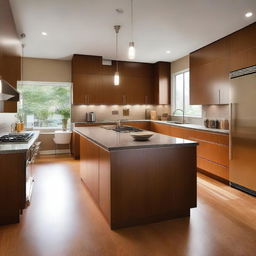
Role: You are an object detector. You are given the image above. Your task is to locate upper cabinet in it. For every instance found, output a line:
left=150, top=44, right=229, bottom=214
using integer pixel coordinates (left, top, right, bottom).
left=190, top=37, right=230, bottom=105
left=0, top=0, right=21, bottom=112
left=153, top=62, right=171, bottom=105
left=72, top=54, right=156, bottom=105
left=190, top=22, right=256, bottom=105
left=228, top=23, right=256, bottom=71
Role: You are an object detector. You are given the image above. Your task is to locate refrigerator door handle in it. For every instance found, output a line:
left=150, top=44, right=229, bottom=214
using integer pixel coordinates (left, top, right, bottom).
left=229, top=103, right=232, bottom=161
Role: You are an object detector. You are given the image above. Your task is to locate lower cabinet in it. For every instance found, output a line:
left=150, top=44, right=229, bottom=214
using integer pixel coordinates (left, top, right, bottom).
left=76, top=121, right=229, bottom=182
left=150, top=123, right=229, bottom=182
left=80, top=135, right=111, bottom=222
left=80, top=136, right=100, bottom=203
left=123, top=121, right=151, bottom=130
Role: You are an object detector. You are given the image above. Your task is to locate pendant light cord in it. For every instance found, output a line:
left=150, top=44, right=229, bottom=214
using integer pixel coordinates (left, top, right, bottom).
left=131, top=0, right=134, bottom=42
left=116, top=28, right=119, bottom=72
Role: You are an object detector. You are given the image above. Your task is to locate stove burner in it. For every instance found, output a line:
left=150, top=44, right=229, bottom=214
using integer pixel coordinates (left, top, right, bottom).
left=0, top=132, right=34, bottom=143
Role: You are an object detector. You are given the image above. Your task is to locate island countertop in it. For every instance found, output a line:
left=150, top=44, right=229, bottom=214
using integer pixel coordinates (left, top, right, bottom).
left=74, top=126, right=198, bottom=151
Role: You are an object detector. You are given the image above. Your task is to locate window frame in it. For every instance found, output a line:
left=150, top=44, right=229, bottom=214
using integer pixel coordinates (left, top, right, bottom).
left=17, top=81, right=72, bottom=130
left=171, top=69, right=202, bottom=118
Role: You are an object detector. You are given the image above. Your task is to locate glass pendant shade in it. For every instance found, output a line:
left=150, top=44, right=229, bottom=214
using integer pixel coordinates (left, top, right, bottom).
left=128, top=42, right=135, bottom=59
left=114, top=71, right=120, bottom=86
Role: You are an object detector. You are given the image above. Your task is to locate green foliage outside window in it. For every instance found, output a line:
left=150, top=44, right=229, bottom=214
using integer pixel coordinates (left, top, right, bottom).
left=17, top=82, right=71, bottom=128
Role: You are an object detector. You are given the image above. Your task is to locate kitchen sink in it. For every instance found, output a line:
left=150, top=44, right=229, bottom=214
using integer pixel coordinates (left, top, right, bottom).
left=102, top=125, right=143, bottom=133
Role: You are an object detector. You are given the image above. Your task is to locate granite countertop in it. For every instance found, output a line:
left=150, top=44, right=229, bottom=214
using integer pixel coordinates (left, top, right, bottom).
left=74, top=127, right=198, bottom=151
left=0, top=131, right=40, bottom=154
left=73, top=120, right=229, bottom=134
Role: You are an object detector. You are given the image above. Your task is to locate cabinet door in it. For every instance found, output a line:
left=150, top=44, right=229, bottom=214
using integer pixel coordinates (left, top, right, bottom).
left=229, top=23, right=256, bottom=71
left=150, top=123, right=172, bottom=135
left=190, top=38, right=230, bottom=105
left=153, top=62, right=170, bottom=104
left=101, top=74, right=123, bottom=105
left=73, top=74, right=102, bottom=104
left=190, top=61, right=220, bottom=105
left=99, top=148, right=111, bottom=222
left=72, top=55, right=102, bottom=105
left=100, top=61, right=123, bottom=105
left=72, top=55, right=101, bottom=74
left=119, top=62, right=154, bottom=105
left=80, top=136, right=99, bottom=203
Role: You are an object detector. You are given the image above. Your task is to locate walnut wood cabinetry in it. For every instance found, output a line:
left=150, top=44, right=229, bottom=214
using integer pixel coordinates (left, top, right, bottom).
left=0, top=153, right=26, bottom=225
left=72, top=55, right=155, bottom=105
left=228, top=23, right=256, bottom=71
left=150, top=123, right=229, bottom=182
left=79, top=132, right=196, bottom=229
left=190, top=22, right=256, bottom=105
left=0, top=0, right=21, bottom=112
left=153, top=62, right=171, bottom=104
left=72, top=55, right=102, bottom=105
left=190, top=38, right=230, bottom=105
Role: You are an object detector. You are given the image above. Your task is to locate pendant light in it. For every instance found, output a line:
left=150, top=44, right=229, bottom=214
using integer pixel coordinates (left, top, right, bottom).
left=128, top=0, right=135, bottom=59
left=114, top=25, right=121, bottom=86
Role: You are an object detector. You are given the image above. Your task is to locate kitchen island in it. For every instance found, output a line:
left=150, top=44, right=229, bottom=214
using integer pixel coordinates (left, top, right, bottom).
left=75, top=126, right=198, bottom=229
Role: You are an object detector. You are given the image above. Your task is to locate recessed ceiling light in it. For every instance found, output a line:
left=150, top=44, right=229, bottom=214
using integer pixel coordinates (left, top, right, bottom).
left=41, top=32, right=47, bottom=36
left=245, top=12, right=253, bottom=18
left=166, top=50, right=171, bottom=54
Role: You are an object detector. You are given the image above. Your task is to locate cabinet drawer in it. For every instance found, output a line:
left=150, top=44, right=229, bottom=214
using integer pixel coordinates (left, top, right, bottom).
left=197, top=157, right=229, bottom=180
left=150, top=123, right=171, bottom=135
left=188, top=137, right=229, bottom=166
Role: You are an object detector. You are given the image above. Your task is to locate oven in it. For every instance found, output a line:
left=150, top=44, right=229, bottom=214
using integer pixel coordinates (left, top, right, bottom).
left=25, top=141, right=41, bottom=205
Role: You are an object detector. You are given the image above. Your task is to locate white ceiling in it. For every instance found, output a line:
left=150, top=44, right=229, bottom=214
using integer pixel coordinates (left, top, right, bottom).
left=10, top=0, right=256, bottom=63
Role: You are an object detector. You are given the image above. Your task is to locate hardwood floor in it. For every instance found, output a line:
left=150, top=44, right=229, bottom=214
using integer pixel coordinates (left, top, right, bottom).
left=0, top=155, right=255, bottom=256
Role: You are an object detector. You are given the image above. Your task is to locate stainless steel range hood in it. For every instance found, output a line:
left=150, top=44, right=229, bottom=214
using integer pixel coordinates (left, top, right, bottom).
left=0, top=79, right=20, bottom=101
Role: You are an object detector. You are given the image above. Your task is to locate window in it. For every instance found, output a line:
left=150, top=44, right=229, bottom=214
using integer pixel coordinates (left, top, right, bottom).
left=172, top=70, right=202, bottom=117
left=17, top=81, right=71, bottom=129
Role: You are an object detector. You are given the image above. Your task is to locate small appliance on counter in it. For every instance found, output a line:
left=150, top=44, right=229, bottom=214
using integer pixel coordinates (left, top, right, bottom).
left=204, top=119, right=229, bottom=130
left=85, top=112, right=96, bottom=122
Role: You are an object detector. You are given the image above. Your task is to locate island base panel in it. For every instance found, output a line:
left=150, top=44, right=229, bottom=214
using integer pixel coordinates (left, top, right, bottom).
left=110, top=146, right=196, bottom=229
left=79, top=134, right=197, bottom=229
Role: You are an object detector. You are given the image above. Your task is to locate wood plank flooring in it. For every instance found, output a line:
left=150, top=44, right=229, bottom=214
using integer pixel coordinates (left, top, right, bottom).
left=0, top=155, right=255, bottom=256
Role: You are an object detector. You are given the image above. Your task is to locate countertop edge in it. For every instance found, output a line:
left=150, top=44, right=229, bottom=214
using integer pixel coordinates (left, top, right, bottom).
left=0, top=131, right=40, bottom=154
left=74, top=128, right=198, bottom=152
left=72, top=120, right=229, bottom=134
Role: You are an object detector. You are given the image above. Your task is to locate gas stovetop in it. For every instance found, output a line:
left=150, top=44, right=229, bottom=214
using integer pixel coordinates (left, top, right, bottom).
left=0, top=132, right=34, bottom=143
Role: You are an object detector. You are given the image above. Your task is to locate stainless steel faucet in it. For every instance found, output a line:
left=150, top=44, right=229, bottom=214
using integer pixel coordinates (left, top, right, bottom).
left=116, top=120, right=121, bottom=128
left=172, top=109, right=185, bottom=124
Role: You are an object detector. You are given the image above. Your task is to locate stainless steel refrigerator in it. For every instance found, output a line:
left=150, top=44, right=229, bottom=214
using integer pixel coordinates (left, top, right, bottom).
left=229, top=65, right=256, bottom=196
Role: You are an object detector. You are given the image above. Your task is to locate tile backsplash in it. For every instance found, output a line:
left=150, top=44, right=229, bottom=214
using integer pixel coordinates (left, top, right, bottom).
left=0, top=113, right=17, bottom=133
left=72, top=104, right=230, bottom=125
left=202, top=105, right=229, bottom=120
left=72, top=105, right=171, bottom=122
